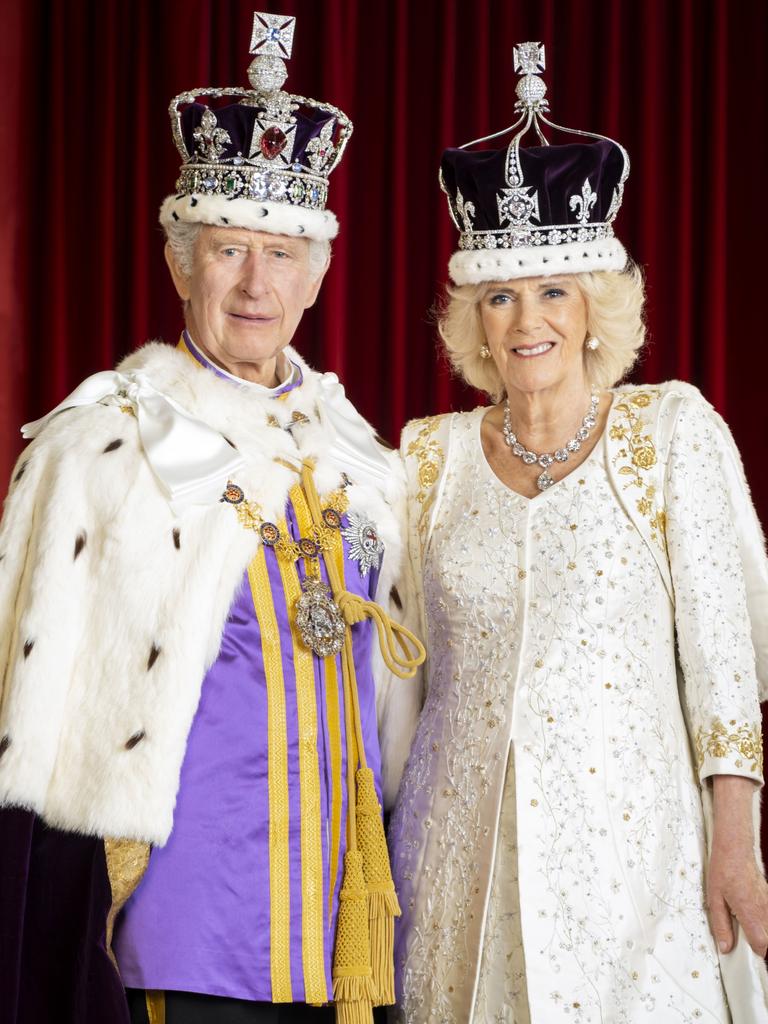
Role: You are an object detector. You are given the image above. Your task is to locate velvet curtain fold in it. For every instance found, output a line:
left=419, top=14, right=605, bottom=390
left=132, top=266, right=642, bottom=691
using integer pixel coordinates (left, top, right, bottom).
left=1, top=0, right=766, bottom=849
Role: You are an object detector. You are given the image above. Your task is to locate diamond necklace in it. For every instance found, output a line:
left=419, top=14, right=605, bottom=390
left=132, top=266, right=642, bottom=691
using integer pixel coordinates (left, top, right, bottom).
left=502, top=392, right=600, bottom=492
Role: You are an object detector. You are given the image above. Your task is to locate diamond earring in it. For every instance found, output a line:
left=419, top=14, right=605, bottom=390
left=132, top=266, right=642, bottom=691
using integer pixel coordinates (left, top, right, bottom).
left=586, top=336, right=600, bottom=351
left=480, top=344, right=491, bottom=359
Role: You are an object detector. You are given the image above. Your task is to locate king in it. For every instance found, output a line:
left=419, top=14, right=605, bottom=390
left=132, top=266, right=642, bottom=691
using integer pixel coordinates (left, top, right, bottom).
left=0, top=13, right=423, bottom=1024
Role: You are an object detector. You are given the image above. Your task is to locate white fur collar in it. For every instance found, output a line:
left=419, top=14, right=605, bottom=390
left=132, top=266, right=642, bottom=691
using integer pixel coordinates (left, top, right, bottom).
left=115, top=342, right=404, bottom=576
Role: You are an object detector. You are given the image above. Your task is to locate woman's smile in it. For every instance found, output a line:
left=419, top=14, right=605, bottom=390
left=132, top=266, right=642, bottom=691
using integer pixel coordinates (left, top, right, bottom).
left=511, top=341, right=555, bottom=358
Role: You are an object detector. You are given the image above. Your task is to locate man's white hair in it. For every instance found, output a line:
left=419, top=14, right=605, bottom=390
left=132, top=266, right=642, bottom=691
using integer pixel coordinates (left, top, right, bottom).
left=163, top=221, right=330, bottom=280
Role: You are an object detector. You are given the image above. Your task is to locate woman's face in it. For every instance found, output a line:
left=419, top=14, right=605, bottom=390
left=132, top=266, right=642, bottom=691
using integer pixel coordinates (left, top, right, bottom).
left=479, top=275, right=589, bottom=397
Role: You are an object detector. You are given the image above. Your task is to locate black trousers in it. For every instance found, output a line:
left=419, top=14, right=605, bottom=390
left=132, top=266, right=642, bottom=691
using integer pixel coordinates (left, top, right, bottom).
left=126, top=989, right=389, bottom=1023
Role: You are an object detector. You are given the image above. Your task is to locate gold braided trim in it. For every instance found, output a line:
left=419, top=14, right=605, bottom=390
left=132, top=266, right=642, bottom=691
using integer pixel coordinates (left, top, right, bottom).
left=248, top=549, right=293, bottom=1003
left=324, top=653, right=344, bottom=924
left=103, top=837, right=150, bottom=967
left=324, top=520, right=347, bottom=923
left=145, top=991, right=166, bottom=1024
left=283, top=483, right=328, bottom=1005
left=694, top=717, right=763, bottom=774
left=609, top=391, right=667, bottom=551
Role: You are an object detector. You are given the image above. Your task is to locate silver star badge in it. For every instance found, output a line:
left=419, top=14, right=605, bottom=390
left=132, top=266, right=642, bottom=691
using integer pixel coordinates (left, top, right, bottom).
left=342, top=510, right=384, bottom=577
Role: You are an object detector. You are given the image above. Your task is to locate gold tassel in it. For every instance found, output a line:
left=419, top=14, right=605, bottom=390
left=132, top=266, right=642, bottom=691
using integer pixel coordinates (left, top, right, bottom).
left=356, top=767, right=401, bottom=1006
left=333, top=849, right=375, bottom=1024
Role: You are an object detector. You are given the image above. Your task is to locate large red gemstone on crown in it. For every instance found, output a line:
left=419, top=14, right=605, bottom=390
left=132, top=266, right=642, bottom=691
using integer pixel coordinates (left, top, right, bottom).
left=260, top=126, right=287, bottom=160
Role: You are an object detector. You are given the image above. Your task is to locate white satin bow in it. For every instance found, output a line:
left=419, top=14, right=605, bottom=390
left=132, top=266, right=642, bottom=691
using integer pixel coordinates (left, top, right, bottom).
left=316, top=371, right=391, bottom=488
left=21, top=365, right=391, bottom=512
left=21, top=370, right=245, bottom=513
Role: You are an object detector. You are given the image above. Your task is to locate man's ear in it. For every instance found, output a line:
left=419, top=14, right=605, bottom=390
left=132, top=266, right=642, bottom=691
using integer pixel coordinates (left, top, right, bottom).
left=165, top=242, right=192, bottom=301
left=303, top=258, right=330, bottom=310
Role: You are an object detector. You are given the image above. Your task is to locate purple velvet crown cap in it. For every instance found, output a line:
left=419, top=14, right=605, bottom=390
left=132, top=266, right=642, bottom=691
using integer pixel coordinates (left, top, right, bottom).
left=444, top=40, right=630, bottom=285
left=442, top=138, right=626, bottom=234
left=179, top=100, right=339, bottom=170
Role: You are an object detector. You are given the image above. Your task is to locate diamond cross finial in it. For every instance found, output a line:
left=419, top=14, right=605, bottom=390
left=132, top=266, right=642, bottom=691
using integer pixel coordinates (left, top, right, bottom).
left=249, top=12, right=296, bottom=59
left=513, top=42, right=545, bottom=76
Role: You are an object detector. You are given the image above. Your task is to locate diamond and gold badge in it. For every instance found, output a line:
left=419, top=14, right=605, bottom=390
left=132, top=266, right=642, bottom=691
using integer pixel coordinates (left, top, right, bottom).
left=341, top=510, right=384, bottom=577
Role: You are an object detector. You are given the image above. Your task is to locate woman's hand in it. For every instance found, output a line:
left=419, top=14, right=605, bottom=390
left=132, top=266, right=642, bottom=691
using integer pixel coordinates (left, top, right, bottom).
left=708, top=774, right=768, bottom=957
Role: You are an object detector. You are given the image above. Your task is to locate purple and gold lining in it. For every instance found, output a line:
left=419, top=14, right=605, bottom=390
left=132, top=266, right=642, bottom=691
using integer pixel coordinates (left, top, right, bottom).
left=178, top=332, right=303, bottom=397
left=113, top=416, right=380, bottom=1005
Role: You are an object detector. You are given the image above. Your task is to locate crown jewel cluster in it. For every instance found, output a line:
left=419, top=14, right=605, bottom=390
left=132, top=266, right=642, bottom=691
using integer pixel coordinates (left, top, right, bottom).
left=168, top=12, right=351, bottom=213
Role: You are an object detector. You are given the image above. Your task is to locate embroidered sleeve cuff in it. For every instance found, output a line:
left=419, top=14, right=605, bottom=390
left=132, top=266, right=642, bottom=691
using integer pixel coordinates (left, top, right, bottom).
left=695, top=718, right=764, bottom=784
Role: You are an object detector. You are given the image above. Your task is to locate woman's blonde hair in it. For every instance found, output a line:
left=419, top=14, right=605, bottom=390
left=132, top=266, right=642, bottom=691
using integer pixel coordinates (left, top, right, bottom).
left=437, top=263, right=646, bottom=401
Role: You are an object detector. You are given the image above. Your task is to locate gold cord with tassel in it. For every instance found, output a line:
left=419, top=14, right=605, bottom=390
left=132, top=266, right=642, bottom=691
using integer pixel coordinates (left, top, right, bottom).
left=355, top=765, right=400, bottom=1005
left=300, top=463, right=425, bottom=1017
left=332, top=610, right=375, bottom=1023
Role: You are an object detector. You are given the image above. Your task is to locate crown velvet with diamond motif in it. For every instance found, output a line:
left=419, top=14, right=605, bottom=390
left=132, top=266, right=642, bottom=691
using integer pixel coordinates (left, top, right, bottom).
left=441, top=42, right=630, bottom=285
left=159, top=12, right=352, bottom=243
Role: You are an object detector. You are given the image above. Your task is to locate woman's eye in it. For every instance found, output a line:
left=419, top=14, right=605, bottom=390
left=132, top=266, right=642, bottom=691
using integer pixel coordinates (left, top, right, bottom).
left=488, top=293, right=511, bottom=305
left=544, top=288, right=565, bottom=298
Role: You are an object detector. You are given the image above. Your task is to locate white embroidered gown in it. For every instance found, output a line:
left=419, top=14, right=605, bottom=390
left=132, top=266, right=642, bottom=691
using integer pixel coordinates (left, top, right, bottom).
left=389, top=392, right=765, bottom=1024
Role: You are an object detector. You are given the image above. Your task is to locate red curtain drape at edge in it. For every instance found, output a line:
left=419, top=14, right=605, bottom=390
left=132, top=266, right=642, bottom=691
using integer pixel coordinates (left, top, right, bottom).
left=1, top=1, right=767, bottom=850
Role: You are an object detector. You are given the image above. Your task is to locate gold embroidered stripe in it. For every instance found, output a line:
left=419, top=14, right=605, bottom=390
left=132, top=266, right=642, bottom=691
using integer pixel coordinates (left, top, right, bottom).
left=323, top=654, right=343, bottom=922
left=248, top=550, right=293, bottom=1003
left=291, top=484, right=344, bottom=922
left=279, top=483, right=327, bottom=1004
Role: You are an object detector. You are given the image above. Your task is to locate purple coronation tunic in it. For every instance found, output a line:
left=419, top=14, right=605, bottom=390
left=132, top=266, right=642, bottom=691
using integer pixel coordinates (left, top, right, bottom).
left=113, top=336, right=383, bottom=1005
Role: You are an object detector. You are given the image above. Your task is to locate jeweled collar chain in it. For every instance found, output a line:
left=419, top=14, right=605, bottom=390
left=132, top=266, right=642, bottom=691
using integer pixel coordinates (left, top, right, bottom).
left=502, top=391, right=600, bottom=492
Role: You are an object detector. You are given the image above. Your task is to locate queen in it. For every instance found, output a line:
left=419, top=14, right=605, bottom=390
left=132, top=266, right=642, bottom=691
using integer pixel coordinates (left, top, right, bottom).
left=386, top=42, right=768, bottom=1024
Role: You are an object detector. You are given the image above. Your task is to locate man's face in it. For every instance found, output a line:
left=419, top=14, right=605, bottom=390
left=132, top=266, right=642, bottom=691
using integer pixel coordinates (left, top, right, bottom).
left=167, top=227, right=326, bottom=373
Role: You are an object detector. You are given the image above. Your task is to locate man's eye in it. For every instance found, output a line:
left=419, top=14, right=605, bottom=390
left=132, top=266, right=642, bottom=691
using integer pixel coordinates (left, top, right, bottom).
left=222, top=248, right=240, bottom=257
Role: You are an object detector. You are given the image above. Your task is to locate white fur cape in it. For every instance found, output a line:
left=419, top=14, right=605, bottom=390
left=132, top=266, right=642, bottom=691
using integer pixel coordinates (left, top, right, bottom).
left=0, top=342, right=405, bottom=845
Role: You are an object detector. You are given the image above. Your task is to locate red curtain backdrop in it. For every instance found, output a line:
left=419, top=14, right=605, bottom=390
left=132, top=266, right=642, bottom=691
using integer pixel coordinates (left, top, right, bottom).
left=1, top=0, right=767, bottom=837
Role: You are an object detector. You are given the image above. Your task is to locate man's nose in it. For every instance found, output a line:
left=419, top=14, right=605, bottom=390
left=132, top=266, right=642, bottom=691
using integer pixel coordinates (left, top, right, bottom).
left=240, top=252, right=269, bottom=296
